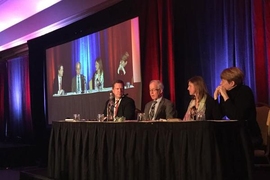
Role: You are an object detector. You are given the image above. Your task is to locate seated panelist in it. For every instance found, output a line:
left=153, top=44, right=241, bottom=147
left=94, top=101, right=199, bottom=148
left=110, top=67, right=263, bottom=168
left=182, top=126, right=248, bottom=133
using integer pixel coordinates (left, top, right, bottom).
left=213, top=67, right=262, bottom=148
left=89, top=58, right=104, bottom=90
left=144, top=80, right=177, bottom=120
left=103, top=80, right=136, bottom=120
left=71, top=62, right=86, bottom=93
left=53, top=65, right=65, bottom=95
left=183, top=76, right=219, bottom=121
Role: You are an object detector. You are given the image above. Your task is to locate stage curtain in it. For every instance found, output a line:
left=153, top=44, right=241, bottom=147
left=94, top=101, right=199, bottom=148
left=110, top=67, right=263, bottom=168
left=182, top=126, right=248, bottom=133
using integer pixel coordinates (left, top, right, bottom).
left=171, top=0, right=258, bottom=116
left=253, top=0, right=270, bottom=104
left=6, top=55, right=33, bottom=141
left=138, top=0, right=176, bottom=109
left=0, top=62, right=7, bottom=140
left=138, top=0, right=258, bottom=116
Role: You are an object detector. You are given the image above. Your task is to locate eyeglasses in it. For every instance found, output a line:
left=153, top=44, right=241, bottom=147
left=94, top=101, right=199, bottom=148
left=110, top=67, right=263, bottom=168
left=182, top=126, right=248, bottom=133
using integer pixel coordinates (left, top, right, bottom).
left=149, top=89, right=160, bottom=92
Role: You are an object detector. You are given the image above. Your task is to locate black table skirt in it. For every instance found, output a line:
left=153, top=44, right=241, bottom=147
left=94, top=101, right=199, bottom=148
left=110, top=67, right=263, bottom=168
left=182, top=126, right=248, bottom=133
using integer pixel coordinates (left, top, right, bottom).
left=48, top=121, right=253, bottom=180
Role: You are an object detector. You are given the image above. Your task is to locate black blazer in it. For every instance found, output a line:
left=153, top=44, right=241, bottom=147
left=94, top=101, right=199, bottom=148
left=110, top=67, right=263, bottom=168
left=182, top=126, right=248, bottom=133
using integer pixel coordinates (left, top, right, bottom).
left=216, top=85, right=262, bottom=147
left=204, top=93, right=221, bottom=120
left=103, top=96, right=136, bottom=120
left=53, top=77, right=66, bottom=94
left=71, top=74, right=86, bottom=92
left=53, top=77, right=60, bottom=94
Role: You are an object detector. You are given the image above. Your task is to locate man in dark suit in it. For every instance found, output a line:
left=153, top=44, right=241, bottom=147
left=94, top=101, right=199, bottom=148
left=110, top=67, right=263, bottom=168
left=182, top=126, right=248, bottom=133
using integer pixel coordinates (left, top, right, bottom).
left=71, top=62, right=86, bottom=93
left=144, top=80, right=177, bottom=120
left=103, top=79, right=136, bottom=120
left=53, top=65, right=65, bottom=95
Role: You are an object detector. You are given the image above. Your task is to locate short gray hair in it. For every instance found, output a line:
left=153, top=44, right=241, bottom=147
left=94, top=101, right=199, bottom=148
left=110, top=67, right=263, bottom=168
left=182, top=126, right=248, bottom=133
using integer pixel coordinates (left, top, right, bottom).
left=149, top=80, right=164, bottom=90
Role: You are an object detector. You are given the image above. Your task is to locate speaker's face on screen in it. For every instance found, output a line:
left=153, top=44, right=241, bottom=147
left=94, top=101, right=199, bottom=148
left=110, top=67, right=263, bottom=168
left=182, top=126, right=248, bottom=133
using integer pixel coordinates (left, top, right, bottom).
left=75, top=63, right=81, bottom=75
left=95, top=61, right=100, bottom=71
left=113, top=83, right=124, bottom=99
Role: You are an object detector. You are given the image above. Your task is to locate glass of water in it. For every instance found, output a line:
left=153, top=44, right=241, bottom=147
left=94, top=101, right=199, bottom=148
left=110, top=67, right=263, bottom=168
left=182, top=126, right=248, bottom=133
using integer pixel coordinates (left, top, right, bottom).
left=97, top=114, right=104, bottom=122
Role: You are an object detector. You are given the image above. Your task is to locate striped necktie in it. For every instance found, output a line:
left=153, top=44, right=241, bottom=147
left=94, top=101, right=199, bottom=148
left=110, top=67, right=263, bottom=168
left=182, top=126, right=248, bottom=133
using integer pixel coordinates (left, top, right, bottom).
left=114, top=99, right=120, bottom=117
left=149, top=101, right=157, bottom=120
left=77, top=76, right=80, bottom=92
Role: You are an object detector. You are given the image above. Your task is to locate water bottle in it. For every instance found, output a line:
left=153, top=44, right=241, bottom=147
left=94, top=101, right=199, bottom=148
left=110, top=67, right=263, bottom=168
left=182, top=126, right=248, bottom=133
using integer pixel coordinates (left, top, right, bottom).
left=107, top=92, right=114, bottom=121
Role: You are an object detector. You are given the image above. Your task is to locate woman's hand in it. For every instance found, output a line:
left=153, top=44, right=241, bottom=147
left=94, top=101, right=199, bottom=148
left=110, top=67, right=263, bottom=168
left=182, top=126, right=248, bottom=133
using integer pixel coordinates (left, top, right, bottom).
left=214, top=86, right=229, bottom=101
left=213, top=86, right=220, bottom=100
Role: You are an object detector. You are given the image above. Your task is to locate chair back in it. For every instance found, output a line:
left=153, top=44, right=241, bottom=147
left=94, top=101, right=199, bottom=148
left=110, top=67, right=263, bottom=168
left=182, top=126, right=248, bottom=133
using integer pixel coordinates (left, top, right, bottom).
left=256, top=105, right=270, bottom=146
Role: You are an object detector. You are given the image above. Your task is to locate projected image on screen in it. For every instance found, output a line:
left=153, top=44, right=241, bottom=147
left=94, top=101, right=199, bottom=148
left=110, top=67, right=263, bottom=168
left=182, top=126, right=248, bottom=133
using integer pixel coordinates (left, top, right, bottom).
left=46, top=17, right=141, bottom=123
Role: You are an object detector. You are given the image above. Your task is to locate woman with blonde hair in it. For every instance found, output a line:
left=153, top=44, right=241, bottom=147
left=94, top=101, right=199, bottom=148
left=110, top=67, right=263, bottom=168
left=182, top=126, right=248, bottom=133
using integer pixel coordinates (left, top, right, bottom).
left=214, top=67, right=262, bottom=148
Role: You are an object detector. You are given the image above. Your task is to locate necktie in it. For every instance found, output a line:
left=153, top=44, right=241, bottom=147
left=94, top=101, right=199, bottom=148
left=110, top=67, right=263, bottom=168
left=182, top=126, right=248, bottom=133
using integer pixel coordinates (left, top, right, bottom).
left=77, top=76, right=80, bottom=92
left=149, top=101, right=157, bottom=120
left=114, top=100, right=119, bottom=117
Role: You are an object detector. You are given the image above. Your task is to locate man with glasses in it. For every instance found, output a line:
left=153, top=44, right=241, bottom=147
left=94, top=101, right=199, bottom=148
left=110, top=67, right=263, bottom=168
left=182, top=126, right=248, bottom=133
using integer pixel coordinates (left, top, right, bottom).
left=71, top=62, right=86, bottom=93
left=144, top=80, right=177, bottom=120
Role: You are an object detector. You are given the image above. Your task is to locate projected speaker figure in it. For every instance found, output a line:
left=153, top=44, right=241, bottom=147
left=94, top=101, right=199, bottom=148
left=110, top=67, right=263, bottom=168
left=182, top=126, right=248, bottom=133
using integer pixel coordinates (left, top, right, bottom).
left=117, top=52, right=129, bottom=75
left=89, top=58, right=104, bottom=91
left=45, top=17, right=142, bottom=124
left=53, top=65, right=65, bottom=95
left=71, top=62, right=86, bottom=93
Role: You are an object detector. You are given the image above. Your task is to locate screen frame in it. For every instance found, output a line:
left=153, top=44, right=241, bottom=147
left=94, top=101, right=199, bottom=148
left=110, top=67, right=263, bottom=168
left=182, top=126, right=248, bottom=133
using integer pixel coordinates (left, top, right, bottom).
left=44, top=16, right=142, bottom=124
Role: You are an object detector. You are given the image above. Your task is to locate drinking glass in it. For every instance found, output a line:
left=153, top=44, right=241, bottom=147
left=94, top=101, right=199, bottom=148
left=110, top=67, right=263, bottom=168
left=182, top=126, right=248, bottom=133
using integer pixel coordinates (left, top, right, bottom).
left=73, top=114, right=78, bottom=120
left=126, top=82, right=130, bottom=88
left=197, top=112, right=205, bottom=121
left=73, top=113, right=81, bottom=121
left=137, top=113, right=146, bottom=121
left=97, top=114, right=105, bottom=122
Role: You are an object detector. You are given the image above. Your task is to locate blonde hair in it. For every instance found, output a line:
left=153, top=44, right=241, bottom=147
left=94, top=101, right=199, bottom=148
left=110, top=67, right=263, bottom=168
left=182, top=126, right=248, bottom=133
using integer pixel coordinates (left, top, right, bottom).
left=188, top=76, right=208, bottom=101
left=220, top=67, right=244, bottom=85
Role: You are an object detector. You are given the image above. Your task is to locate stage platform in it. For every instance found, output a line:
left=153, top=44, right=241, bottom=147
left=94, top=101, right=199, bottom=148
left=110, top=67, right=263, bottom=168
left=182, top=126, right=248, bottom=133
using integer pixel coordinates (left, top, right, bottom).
left=19, top=167, right=270, bottom=180
left=0, top=142, right=36, bottom=168
left=18, top=166, right=270, bottom=180
left=20, top=167, right=52, bottom=180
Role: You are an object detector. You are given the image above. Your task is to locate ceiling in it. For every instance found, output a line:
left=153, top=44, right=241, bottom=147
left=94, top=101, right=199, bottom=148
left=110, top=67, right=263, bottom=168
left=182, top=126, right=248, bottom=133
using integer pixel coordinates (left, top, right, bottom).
left=0, top=0, right=121, bottom=51
left=0, top=0, right=61, bottom=32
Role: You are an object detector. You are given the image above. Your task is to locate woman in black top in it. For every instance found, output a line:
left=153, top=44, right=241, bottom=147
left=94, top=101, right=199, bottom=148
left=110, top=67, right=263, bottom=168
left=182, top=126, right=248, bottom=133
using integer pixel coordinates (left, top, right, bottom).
left=214, top=67, right=262, bottom=148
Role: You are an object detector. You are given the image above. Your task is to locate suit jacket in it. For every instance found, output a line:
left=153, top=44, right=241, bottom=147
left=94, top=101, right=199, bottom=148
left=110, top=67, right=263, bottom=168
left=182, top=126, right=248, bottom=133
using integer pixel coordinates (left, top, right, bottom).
left=144, top=97, right=177, bottom=120
left=53, top=77, right=65, bottom=94
left=71, top=74, right=86, bottom=92
left=103, top=96, right=136, bottom=120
